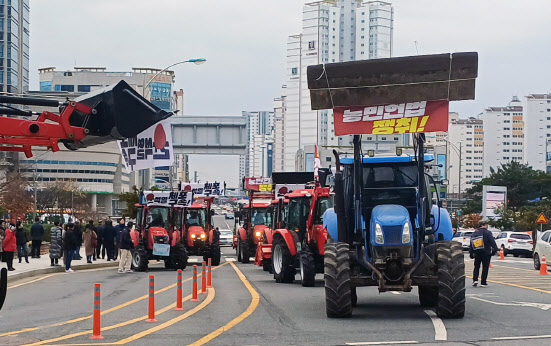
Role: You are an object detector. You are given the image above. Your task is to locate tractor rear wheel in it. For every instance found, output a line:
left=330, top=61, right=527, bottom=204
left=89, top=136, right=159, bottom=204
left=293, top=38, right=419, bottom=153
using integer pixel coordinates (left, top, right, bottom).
left=324, top=242, right=352, bottom=318
left=173, top=244, right=188, bottom=270
left=241, top=241, right=250, bottom=264
left=262, top=259, right=272, bottom=272
left=236, top=239, right=242, bottom=262
left=418, top=286, right=438, bottom=307
left=210, top=243, right=221, bottom=266
left=272, top=237, right=295, bottom=283
left=300, top=249, right=316, bottom=287
left=436, top=241, right=466, bottom=318
left=131, top=247, right=148, bottom=272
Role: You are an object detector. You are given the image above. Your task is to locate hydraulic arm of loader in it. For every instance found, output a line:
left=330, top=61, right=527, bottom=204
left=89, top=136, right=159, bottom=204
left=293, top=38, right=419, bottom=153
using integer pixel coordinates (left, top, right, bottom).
left=0, top=80, right=171, bottom=157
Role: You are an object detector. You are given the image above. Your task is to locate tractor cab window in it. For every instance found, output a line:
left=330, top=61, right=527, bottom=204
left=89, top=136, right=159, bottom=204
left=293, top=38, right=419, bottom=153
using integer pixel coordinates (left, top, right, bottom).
left=252, top=208, right=271, bottom=226
left=363, top=163, right=418, bottom=188
left=314, top=197, right=334, bottom=224
left=287, top=198, right=311, bottom=236
left=172, top=208, right=183, bottom=231
left=147, top=208, right=169, bottom=229
left=267, top=205, right=276, bottom=229
left=136, top=207, right=143, bottom=229
left=187, top=209, right=206, bottom=228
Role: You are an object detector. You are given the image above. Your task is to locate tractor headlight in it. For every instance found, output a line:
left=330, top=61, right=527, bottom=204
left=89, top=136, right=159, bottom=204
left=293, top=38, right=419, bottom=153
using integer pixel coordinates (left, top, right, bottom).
left=402, top=223, right=411, bottom=244
left=255, top=231, right=262, bottom=237
left=200, top=233, right=206, bottom=239
left=375, top=223, right=384, bottom=244
left=191, top=234, right=196, bottom=239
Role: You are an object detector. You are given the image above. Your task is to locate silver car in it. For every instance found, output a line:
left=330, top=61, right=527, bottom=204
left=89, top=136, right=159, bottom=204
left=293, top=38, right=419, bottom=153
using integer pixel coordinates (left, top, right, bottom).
left=219, top=229, right=233, bottom=246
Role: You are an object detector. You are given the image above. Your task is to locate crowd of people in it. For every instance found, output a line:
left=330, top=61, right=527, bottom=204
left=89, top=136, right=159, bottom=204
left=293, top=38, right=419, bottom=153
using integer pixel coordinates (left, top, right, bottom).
left=0, top=217, right=135, bottom=274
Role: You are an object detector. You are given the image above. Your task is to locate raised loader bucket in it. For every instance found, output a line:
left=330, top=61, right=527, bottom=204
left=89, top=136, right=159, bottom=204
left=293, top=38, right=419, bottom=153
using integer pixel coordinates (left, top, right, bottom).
left=63, top=80, right=171, bottom=150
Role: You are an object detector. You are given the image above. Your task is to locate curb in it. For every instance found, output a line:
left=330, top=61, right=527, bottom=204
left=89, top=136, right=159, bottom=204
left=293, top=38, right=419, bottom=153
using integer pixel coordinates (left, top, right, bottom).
left=7, top=262, right=119, bottom=283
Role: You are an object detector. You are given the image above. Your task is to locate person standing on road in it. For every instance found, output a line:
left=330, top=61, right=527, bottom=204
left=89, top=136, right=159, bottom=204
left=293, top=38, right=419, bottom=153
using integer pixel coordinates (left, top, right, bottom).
left=95, top=220, right=105, bottom=260
left=2, top=224, right=16, bottom=271
left=30, top=217, right=44, bottom=258
left=470, top=220, right=498, bottom=287
left=15, top=221, right=29, bottom=264
left=118, top=221, right=134, bottom=273
left=73, top=221, right=83, bottom=260
left=114, top=218, right=125, bottom=261
left=49, top=221, right=63, bottom=266
left=63, top=223, right=78, bottom=273
left=83, top=224, right=97, bottom=264
left=103, top=220, right=116, bottom=261
left=87, top=220, right=98, bottom=261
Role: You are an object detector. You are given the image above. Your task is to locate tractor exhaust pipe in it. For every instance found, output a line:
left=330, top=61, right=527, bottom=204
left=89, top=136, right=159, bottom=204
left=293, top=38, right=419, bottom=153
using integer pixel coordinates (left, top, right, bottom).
left=332, top=150, right=348, bottom=244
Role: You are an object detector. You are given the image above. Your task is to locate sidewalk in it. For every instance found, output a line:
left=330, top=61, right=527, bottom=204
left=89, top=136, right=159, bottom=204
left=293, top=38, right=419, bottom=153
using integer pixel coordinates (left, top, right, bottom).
left=4, top=250, right=119, bottom=281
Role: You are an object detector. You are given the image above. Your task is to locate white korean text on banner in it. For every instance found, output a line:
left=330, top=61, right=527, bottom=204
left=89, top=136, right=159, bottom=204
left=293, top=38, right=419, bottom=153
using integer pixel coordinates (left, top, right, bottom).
left=181, top=182, right=224, bottom=196
left=141, top=191, right=193, bottom=207
left=118, top=119, right=174, bottom=173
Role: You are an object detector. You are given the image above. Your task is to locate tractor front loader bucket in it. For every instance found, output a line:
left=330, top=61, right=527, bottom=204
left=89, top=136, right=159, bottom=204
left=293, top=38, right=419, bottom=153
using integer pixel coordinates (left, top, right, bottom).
left=0, top=268, right=7, bottom=311
left=64, top=80, right=171, bottom=150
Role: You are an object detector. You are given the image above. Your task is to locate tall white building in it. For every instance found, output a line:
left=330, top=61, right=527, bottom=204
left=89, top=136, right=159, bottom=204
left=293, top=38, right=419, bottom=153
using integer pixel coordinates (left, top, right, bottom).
left=276, top=0, right=394, bottom=172
left=240, top=111, right=275, bottom=181
left=482, top=98, right=524, bottom=177
left=273, top=95, right=286, bottom=173
left=448, top=117, right=484, bottom=194
left=523, top=93, right=551, bottom=173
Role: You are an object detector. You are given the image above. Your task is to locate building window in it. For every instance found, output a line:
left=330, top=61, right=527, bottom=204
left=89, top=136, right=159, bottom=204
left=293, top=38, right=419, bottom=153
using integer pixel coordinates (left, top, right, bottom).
left=291, top=68, right=298, bottom=75
left=77, top=85, right=93, bottom=93
left=39, top=81, right=52, bottom=91
left=54, top=85, right=74, bottom=92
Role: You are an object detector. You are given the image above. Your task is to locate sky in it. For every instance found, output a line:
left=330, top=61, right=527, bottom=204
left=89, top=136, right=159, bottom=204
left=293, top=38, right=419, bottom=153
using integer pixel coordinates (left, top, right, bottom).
left=30, top=0, right=551, bottom=187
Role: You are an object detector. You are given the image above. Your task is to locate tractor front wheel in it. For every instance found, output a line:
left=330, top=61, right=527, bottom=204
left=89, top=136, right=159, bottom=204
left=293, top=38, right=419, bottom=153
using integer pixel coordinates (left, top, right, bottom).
left=300, top=249, right=316, bottom=287
left=131, top=247, right=148, bottom=272
left=241, top=241, right=250, bottom=264
left=210, top=243, right=221, bottom=266
left=263, top=259, right=272, bottom=272
left=436, top=241, right=466, bottom=318
left=324, top=242, right=352, bottom=318
left=272, top=237, right=295, bottom=283
left=418, top=286, right=438, bottom=307
left=236, top=239, right=242, bottom=262
left=173, top=244, right=188, bottom=270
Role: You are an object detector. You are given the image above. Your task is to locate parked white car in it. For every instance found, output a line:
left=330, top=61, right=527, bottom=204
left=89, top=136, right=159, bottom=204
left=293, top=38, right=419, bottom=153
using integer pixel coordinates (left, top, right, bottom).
left=453, top=230, right=475, bottom=250
left=534, top=230, right=551, bottom=270
left=495, top=232, right=533, bottom=257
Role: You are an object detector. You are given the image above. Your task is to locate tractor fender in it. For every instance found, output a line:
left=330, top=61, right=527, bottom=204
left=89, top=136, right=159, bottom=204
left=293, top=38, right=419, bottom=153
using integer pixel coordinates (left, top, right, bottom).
left=238, top=227, right=247, bottom=242
left=171, top=229, right=181, bottom=247
left=323, top=208, right=338, bottom=242
left=432, top=205, right=453, bottom=241
left=130, top=229, right=139, bottom=248
left=312, top=224, right=328, bottom=256
left=264, top=227, right=274, bottom=245
left=273, top=229, right=298, bottom=256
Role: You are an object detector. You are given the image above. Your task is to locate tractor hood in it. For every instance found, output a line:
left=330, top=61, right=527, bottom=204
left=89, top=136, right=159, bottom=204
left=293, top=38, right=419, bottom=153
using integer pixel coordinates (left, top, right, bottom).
left=370, top=204, right=412, bottom=247
left=149, top=227, right=168, bottom=237
left=188, top=226, right=206, bottom=236
left=371, top=205, right=409, bottom=227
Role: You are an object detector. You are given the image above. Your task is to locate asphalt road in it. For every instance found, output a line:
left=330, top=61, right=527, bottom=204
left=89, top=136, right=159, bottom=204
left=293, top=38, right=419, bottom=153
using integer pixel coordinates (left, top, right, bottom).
left=1, top=215, right=550, bottom=346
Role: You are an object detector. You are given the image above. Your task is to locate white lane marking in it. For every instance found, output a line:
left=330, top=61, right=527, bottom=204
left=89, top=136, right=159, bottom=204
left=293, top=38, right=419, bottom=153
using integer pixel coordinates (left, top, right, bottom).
left=225, top=257, right=237, bottom=262
left=346, top=341, right=418, bottom=345
left=470, top=296, right=551, bottom=310
left=390, top=291, right=401, bottom=295
left=493, top=335, right=551, bottom=340
left=423, top=310, right=447, bottom=341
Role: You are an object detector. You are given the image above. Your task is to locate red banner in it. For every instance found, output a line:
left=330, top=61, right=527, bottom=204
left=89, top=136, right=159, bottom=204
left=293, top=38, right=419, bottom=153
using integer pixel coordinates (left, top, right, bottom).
left=333, top=100, right=449, bottom=136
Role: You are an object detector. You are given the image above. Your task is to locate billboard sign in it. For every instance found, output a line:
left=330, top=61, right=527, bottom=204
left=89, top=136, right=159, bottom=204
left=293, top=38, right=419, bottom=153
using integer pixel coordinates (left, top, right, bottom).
left=181, top=182, right=224, bottom=196
left=333, top=100, right=449, bottom=136
left=244, top=177, right=272, bottom=192
left=482, top=185, right=507, bottom=219
left=141, top=191, right=193, bottom=207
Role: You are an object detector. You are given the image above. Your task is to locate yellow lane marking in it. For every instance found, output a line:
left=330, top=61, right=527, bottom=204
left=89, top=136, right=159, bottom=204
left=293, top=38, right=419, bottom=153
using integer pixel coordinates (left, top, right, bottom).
left=7, top=274, right=57, bottom=289
left=467, top=275, right=551, bottom=295
left=1, top=262, right=229, bottom=338
left=22, top=290, right=202, bottom=346
left=187, top=261, right=260, bottom=346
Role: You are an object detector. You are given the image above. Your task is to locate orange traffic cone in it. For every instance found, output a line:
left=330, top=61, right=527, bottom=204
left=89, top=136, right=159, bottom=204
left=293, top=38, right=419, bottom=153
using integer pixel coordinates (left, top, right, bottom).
left=540, top=255, right=548, bottom=276
left=499, top=248, right=505, bottom=261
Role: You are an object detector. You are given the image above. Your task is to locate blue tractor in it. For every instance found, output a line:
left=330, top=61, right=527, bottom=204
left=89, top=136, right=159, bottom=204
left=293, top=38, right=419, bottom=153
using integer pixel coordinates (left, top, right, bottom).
left=307, top=52, right=478, bottom=318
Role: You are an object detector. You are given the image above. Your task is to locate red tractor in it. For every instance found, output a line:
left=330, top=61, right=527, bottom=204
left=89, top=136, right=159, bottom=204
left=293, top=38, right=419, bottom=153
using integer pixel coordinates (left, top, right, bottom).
left=255, top=198, right=288, bottom=272
left=234, top=177, right=274, bottom=264
left=132, top=192, right=189, bottom=271
left=271, top=186, right=333, bottom=286
left=183, top=196, right=221, bottom=265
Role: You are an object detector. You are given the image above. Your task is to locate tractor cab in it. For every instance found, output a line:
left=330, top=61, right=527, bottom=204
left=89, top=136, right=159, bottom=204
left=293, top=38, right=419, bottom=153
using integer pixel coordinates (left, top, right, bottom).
left=254, top=198, right=289, bottom=271
left=184, top=203, right=209, bottom=246
left=183, top=197, right=221, bottom=265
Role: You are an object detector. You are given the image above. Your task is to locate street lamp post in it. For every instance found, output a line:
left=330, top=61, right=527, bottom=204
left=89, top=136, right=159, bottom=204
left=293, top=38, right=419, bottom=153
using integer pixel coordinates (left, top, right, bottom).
left=444, top=139, right=462, bottom=200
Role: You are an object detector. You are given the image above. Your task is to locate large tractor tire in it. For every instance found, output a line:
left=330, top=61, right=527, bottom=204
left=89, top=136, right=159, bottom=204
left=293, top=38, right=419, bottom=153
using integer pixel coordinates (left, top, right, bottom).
left=236, top=239, right=242, bottom=262
left=436, top=241, right=466, bottom=318
left=206, top=243, right=221, bottom=266
left=241, top=241, right=251, bottom=264
left=131, top=247, right=148, bottom=272
left=173, top=244, right=188, bottom=270
left=263, top=258, right=272, bottom=272
left=418, top=286, right=438, bottom=307
left=300, top=249, right=316, bottom=287
left=272, top=237, right=295, bottom=283
left=324, top=242, right=352, bottom=318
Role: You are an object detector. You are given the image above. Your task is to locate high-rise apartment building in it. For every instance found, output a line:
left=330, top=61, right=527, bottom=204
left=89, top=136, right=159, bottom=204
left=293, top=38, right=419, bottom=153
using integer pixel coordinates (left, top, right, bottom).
left=275, top=0, right=394, bottom=172
left=523, top=93, right=551, bottom=173
left=273, top=95, right=286, bottom=173
left=448, top=117, right=484, bottom=194
left=482, top=97, right=524, bottom=177
left=1, top=0, right=29, bottom=93
left=239, top=111, right=275, bottom=181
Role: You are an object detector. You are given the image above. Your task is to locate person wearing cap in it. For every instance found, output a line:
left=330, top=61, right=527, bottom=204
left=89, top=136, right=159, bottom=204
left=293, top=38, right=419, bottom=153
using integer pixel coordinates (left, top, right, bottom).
left=469, top=220, right=498, bottom=287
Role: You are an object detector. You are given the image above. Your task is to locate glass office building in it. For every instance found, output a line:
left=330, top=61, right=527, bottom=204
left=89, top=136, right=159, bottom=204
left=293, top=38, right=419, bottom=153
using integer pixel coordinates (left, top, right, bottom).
left=1, top=0, right=30, bottom=93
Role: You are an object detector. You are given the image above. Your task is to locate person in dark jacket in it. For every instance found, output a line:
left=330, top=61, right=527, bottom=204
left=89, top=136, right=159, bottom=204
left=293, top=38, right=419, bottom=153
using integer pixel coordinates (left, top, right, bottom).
left=469, top=220, right=498, bottom=287
left=114, top=218, right=125, bottom=261
left=103, top=220, right=117, bottom=261
left=15, top=221, right=29, bottom=264
left=118, top=221, right=134, bottom=273
left=49, top=221, right=63, bottom=266
left=95, top=220, right=105, bottom=260
left=30, top=217, right=44, bottom=258
left=73, top=221, right=83, bottom=260
left=63, top=223, right=78, bottom=273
